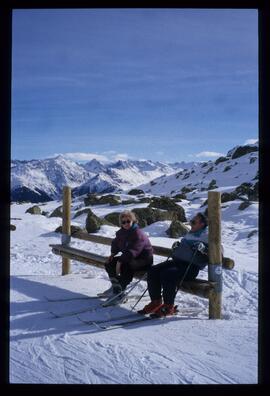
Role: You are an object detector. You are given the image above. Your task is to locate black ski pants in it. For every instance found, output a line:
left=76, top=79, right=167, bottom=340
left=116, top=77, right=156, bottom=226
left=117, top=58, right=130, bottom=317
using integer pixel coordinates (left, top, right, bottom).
left=105, top=256, right=153, bottom=291
left=147, top=259, right=200, bottom=305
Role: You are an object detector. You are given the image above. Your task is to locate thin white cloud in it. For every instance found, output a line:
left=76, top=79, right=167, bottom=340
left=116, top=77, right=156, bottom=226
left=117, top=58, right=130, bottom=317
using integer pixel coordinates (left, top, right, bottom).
left=54, top=152, right=109, bottom=162
left=53, top=151, right=133, bottom=163
left=113, top=153, right=130, bottom=161
left=102, top=150, right=117, bottom=155
left=193, top=151, right=224, bottom=158
left=244, top=139, right=258, bottom=145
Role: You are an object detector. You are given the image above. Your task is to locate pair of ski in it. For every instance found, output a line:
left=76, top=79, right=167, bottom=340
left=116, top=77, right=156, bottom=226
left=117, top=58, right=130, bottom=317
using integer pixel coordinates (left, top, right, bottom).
left=48, top=292, right=142, bottom=318
left=45, top=294, right=147, bottom=303
left=45, top=295, right=101, bottom=302
left=79, top=312, right=162, bottom=330
left=48, top=276, right=147, bottom=318
left=77, top=306, right=203, bottom=330
left=49, top=302, right=129, bottom=318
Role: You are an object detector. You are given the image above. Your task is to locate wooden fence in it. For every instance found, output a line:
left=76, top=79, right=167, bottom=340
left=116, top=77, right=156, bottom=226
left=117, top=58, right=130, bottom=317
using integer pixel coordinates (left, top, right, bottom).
left=50, top=186, right=234, bottom=319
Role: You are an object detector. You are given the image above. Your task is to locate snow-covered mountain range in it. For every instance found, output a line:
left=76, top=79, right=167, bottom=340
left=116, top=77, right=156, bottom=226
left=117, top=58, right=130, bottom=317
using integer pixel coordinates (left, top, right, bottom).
left=11, top=155, right=91, bottom=202
left=11, top=156, right=196, bottom=202
left=11, top=141, right=258, bottom=203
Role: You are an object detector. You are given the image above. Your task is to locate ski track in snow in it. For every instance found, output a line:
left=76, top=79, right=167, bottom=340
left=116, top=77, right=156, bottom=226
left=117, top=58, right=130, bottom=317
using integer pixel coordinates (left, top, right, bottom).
left=10, top=196, right=258, bottom=384
left=10, top=316, right=257, bottom=384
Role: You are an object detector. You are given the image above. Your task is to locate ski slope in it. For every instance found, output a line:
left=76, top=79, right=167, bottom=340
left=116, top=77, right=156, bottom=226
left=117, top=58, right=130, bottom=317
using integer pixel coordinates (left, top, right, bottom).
left=10, top=197, right=258, bottom=384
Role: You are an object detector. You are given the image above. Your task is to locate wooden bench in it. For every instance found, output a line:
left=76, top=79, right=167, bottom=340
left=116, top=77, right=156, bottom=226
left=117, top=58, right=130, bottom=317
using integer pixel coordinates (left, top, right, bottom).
left=50, top=231, right=234, bottom=301
left=51, top=242, right=218, bottom=299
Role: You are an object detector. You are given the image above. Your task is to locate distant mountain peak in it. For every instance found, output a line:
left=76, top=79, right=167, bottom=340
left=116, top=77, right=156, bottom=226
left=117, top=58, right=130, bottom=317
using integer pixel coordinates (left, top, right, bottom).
left=82, top=158, right=107, bottom=173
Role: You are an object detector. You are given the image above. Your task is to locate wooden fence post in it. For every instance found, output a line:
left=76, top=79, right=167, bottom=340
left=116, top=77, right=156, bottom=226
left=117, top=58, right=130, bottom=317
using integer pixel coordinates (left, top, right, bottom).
left=208, top=191, right=222, bottom=319
left=62, top=186, right=71, bottom=275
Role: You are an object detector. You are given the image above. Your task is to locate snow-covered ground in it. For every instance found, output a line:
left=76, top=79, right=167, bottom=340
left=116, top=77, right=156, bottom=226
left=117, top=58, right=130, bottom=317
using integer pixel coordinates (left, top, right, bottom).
left=10, top=196, right=258, bottom=384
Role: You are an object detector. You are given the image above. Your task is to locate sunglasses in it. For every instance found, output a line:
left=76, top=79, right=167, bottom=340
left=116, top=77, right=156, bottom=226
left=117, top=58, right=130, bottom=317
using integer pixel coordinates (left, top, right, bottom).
left=122, top=219, right=131, bottom=225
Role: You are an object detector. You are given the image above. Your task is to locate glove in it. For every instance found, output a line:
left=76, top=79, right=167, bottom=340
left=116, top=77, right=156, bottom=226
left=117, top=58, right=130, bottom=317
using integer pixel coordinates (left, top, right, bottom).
left=171, top=241, right=181, bottom=250
left=106, top=254, right=115, bottom=264
left=192, top=242, right=208, bottom=254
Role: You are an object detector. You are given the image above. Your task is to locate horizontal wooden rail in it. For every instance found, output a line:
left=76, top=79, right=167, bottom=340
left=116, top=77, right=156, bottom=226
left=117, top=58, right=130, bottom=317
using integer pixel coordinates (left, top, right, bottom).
left=51, top=244, right=107, bottom=267
left=180, top=279, right=216, bottom=299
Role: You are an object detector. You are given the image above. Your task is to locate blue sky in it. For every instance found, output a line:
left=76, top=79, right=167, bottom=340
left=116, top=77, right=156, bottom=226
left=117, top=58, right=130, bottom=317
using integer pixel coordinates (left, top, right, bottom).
left=11, top=8, right=258, bottom=163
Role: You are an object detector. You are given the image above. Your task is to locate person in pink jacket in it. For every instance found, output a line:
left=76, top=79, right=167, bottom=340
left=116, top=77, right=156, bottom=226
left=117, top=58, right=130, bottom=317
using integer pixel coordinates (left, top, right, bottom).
left=102, top=210, right=153, bottom=303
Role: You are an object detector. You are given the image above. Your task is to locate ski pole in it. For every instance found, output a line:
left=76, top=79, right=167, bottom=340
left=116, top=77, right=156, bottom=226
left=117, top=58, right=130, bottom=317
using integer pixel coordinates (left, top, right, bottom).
left=177, top=242, right=207, bottom=291
left=130, top=286, right=148, bottom=311
left=130, top=243, right=181, bottom=311
left=130, top=243, right=182, bottom=311
left=102, top=272, right=148, bottom=307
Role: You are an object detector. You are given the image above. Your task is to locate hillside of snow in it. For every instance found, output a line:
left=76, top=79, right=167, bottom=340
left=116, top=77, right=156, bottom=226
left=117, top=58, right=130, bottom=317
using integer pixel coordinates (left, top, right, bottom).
left=138, top=143, right=258, bottom=198
left=10, top=181, right=258, bottom=383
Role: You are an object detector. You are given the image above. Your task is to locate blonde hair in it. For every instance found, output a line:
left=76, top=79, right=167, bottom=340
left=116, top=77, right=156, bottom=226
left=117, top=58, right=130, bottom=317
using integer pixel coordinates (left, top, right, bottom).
left=119, top=210, right=137, bottom=226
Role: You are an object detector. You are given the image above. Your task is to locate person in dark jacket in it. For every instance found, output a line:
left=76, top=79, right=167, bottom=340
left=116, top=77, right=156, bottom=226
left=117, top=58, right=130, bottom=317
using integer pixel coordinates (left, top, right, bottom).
left=139, top=212, right=209, bottom=317
left=102, top=210, right=153, bottom=303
